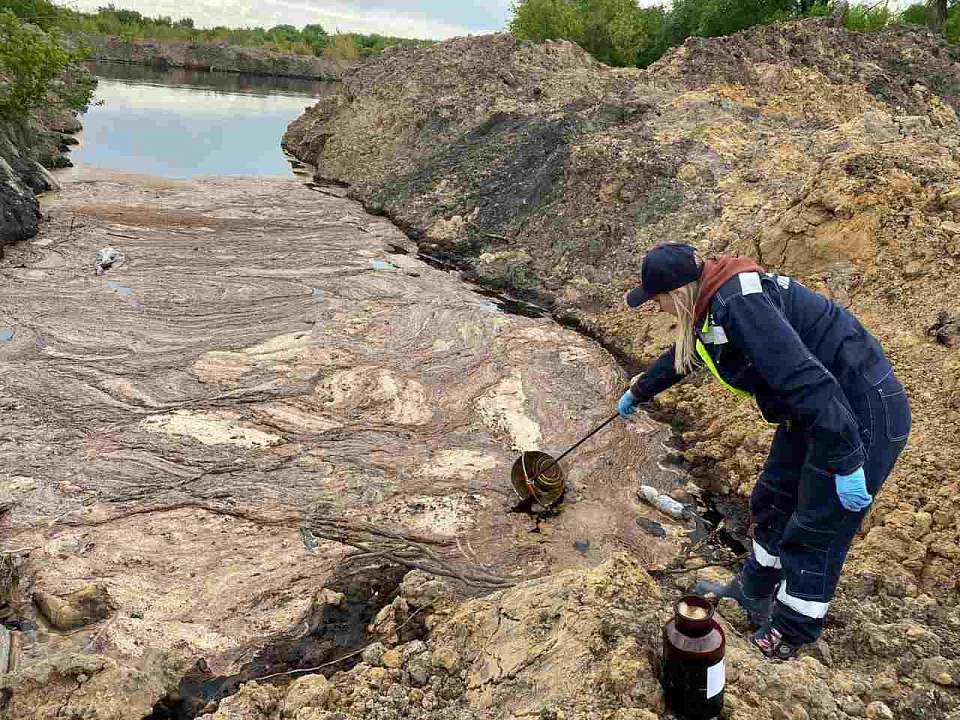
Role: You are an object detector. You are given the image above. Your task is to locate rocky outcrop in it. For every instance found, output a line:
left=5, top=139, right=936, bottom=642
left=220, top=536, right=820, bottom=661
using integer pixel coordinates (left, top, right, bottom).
left=33, top=584, right=115, bottom=631
left=0, top=154, right=41, bottom=245
left=0, top=107, right=80, bottom=249
left=76, top=34, right=354, bottom=80
left=283, top=21, right=960, bottom=601
left=0, top=650, right=184, bottom=720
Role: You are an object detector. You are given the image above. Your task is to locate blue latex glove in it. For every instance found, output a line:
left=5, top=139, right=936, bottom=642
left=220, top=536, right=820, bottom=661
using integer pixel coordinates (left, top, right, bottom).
left=835, top=467, right=872, bottom=512
left=618, top=389, right=640, bottom=419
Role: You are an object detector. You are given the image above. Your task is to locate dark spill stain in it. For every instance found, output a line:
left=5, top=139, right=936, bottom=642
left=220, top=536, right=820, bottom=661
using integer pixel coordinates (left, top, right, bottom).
left=144, top=562, right=408, bottom=720
left=636, top=517, right=666, bottom=538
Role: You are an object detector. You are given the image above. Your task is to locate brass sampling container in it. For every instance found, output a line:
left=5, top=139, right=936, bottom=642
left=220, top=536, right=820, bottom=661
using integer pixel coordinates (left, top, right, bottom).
left=510, top=450, right=565, bottom=507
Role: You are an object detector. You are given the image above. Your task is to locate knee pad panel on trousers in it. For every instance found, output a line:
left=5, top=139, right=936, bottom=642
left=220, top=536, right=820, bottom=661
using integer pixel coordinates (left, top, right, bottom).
left=750, top=476, right=794, bottom=533
left=779, top=518, right=835, bottom=600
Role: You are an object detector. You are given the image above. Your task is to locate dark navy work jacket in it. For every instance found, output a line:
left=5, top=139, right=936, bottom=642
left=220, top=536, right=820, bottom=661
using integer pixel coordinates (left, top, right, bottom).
left=630, top=271, right=892, bottom=476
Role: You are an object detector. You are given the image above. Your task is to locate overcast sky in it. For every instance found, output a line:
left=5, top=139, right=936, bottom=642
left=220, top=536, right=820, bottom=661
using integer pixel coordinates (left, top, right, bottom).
left=59, top=0, right=516, bottom=39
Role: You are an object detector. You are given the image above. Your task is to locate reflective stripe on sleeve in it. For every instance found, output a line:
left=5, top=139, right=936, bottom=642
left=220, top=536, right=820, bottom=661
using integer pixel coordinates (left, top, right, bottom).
left=777, top=583, right=830, bottom=619
left=752, top=539, right=783, bottom=569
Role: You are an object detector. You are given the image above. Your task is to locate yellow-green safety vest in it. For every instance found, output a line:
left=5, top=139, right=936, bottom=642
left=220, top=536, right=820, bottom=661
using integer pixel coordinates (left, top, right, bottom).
left=695, top=316, right=755, bottom=400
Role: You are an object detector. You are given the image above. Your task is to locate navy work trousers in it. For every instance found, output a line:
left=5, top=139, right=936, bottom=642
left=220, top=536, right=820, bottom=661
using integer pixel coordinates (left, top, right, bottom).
left=739, top=370, right=911, bottom=644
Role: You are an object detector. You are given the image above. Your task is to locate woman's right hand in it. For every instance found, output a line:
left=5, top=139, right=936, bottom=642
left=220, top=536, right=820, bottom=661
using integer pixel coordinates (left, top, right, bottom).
left=618, top=389, right=640, bottom=419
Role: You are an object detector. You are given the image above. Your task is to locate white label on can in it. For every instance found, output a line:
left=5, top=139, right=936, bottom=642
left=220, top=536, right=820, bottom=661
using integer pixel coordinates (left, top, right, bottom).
left=706, top=660, right=725, bottom=698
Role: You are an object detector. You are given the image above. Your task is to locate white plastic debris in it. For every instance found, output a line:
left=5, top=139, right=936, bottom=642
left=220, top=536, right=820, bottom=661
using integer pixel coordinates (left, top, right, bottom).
left=639, top=485, right=687, bottom=520
left=95, top=247, right=125, bottom=275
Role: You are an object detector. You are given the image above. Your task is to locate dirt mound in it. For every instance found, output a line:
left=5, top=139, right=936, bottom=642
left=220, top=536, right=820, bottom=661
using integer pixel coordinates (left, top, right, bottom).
left=651, top=19, right=960, bottom=115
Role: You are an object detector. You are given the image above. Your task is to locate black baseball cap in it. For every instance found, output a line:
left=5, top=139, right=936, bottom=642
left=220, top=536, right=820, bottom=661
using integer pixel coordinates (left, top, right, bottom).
left=625, top=243, right=701, bottom=308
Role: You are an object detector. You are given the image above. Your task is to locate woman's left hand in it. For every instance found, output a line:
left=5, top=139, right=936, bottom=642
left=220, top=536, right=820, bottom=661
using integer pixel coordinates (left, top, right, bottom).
left=835, top=467, right=872, bottom=512
left=618, top=389, right=640, bottom=419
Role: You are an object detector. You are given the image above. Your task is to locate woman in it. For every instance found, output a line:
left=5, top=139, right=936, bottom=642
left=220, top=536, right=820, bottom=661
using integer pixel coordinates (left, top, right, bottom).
left=618, top=243, right=911, bottom=661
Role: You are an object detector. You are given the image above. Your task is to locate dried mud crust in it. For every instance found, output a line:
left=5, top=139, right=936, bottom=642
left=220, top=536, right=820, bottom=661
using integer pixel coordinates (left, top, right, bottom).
left=0, top=174, right=691, bottom=718
left=282, top=20, right=960, bottom=603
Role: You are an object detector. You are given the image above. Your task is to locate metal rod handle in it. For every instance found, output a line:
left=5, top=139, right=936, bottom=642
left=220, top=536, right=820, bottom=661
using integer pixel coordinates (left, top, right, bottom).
left=525, top=412, right=621, bottom=486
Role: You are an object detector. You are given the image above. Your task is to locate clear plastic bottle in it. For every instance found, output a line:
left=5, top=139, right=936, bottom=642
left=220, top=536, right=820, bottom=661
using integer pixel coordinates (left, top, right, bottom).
left=662, top=594, right=725, bottom=720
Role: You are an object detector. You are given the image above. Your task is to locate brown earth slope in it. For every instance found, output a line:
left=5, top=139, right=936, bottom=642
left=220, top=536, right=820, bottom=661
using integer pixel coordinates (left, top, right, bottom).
left=283, top=20, right=960, bottom=603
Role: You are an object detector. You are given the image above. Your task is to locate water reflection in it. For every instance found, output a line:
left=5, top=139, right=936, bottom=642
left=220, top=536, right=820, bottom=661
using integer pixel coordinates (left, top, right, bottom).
left=69, top=61, right=335, bottom=179
left=86, top=60, right=332, bottom=98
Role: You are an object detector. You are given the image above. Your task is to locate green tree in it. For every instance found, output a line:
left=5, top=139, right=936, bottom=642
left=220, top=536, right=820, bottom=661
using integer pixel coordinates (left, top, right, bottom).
left=269, top=23, right=300, bottom=43
left=668, top=0, right=793, bottom=39
left=946, top=0, right=960, bottom=40
left=322, top=32, right=360, bottom=60
left=635, top=7, right=671, bottom=66
left=580, top=0, right=645, bottom=65
left=511, top=0, right=665, bottom=66
left=0, top=10, right=92, bottom=119
left=101, top=5, right=144, bottom=25
left=302, top=22, right=328, bottom=52
left=844, top=1, right=894, bottom=30
left=509, top=0, right=586, bottom=46
left=0, top=0, right=61, bottom=29
left=900, top=2, right=928, bottom=22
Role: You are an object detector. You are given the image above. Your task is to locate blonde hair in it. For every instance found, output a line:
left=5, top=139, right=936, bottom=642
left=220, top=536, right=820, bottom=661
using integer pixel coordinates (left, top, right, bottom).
left=670, top=278, right=702, bottom=375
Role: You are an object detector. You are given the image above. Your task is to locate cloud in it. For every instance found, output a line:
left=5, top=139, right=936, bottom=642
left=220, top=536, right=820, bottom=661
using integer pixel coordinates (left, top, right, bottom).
left=59, top=0, right=513, bottom=38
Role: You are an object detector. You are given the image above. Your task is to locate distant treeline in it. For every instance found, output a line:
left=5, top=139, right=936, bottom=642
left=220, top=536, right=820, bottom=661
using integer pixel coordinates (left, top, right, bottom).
left=1, top=0, right=436, bottom=59
left=509, top=0, right=960, bottom=68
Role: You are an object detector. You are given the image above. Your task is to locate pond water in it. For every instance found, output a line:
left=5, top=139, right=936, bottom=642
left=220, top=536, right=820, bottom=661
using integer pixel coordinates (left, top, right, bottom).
left=70, top=61, right=336, bottom=178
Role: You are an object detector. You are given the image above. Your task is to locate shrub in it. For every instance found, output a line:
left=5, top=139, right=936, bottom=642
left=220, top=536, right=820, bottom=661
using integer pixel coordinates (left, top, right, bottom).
left=0, top=10, right=92, bottom=120
left=899, top=2, right=928, bottom=24
left=804, top=2, right=832, bottom=15
left=0, top=0, right=61, bottom=30
left=947, top=2, right=960, bottom=42
left=669, top=0, right=794, bottom=39
left=322, top=33, right=361, bottom=61
left=511, top=0, right=957, bottom=69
